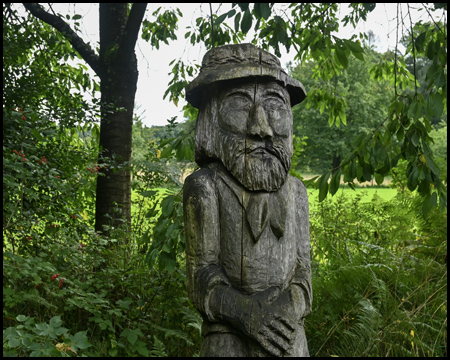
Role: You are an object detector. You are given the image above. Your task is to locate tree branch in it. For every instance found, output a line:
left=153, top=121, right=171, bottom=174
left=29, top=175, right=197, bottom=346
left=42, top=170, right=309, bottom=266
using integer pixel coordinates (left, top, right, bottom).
left=22, top=3, right=101, bottom=77
left=119, top=3, right=147, bottom=57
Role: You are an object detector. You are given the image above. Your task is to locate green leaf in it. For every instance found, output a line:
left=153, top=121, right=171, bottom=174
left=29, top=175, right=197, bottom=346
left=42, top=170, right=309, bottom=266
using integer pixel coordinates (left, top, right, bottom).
left=411, top=132, right=420, bottom=147
left=159, top=251, right=176, bottom=273
left=215, top=13, right=228, bottom=26
left=352, top=50, right=365, bottom=61
left=375, top=144, right=387, bottom=165
left=344, top=39, right=364, bottom=53
left=317, top=172, right=331, bottom=202
left=374, top=173, right=384, bottom=185
left=339, top=108, right=347, bottom=126
left=16, top=315, right=29, bottom=322
left=335, top=48, right=348, bottom=68
left=55, top=327, right=69, bottom=336
left=407, top=100, right=424, bottom=121
left=137, top=343, right=150, bottom=356
left=417, top=179, right=429, bottom=195
left=72, top=331, right=91, bottom=349
left=421, top=193, right=433, bottom=216
left=234, top=12, right=241, bottom=33
left=407, top=164, right=419, bottom=191
left=425, top=92, right=444, bottom=119
left=8, top=337, right=21, bottom=348
left=352, top=133, right=366, bottom=148
left=49, top=316, right=62, bottom=328
left=161, top=196, right=175, bottom=217
left=31, top=129, right=43, bottom=140
left=109, top=349, right=118, bottom=356
left=141, top=190, right=157, bottom=198
left=160, top=145, right=173, bottom=158
left=254, top=3, right=262, bottom=18
left=227, top=9, right=236, bottom=18
left=396, top=125, right=405, bottom=142
left=344, top=161, right=357, bottom=182
left=439, top=192, right=447, bottom=212
left=362, top=3, right=376, bottom=12
left=121, top=328, right=138, bottom=345
left=235, top=3, right=249, bottom=12
left=319, top=182, right=329, bottom=202
left=329, top=170, right=341, bottom=196
left=260, top=3, right=271, bottom=20
left=424, top=154, right=440, bottom=176
left=241, top=9, right=252, bottom=34
left=414, top=31, right=427, bottom=52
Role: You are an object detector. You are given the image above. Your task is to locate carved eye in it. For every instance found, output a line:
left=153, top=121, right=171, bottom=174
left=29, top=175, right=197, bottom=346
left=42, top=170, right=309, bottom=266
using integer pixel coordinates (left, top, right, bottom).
left=226, top=94, right=252, bottom=110
left=264, top=96, right=286, bottom=111
left=219, top=93, right=252, bottom=134
left=263, top=95, right=291, bottom=136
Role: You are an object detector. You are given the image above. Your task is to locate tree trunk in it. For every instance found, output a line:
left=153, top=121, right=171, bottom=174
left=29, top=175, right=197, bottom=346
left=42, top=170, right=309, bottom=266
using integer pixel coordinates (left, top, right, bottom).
left=22, top=3, right=147, bottom=237
left=331, top=152, right=341, bottom=174
left=95, top=4, right=136, bottom=234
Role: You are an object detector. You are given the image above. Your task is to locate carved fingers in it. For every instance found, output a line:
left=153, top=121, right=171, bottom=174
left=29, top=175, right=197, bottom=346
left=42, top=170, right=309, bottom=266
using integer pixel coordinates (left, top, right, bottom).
left=257, top=315, right=296, bottom=356
left=211, top=285, right=299, bottom=356
left=252, top=288, right=298, bottom=356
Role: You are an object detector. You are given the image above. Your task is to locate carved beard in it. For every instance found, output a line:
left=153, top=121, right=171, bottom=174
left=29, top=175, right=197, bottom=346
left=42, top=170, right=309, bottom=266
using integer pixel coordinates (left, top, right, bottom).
left=218, top=130, right=291, bottom=192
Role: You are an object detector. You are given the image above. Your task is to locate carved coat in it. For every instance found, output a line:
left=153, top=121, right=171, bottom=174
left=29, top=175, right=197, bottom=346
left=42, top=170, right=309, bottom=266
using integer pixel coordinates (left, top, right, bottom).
left=184, top=162, right=312, bottom=356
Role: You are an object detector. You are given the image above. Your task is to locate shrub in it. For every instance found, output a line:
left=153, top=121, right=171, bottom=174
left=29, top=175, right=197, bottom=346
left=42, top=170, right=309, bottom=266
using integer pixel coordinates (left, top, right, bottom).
left=307, top=190, right=447, bottom=357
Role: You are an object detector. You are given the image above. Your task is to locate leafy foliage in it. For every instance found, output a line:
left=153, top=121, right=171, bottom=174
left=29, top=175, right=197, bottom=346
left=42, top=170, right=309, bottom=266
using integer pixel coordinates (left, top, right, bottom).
left=307, top=190, right=447, bottom=357
left=3, top=3, right=98, bottom=127
left=3, top=108, right=200, bottom=357
left=141, top=7, right=182, bottom=49
left=4, top=315, right=91, bottom=357
left=290, top=48, right=393, bottom=174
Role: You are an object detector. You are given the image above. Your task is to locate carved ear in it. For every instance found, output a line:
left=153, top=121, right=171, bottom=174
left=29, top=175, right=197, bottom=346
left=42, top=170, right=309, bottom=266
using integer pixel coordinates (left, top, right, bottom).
left=194, top=89, right=220, bottom=166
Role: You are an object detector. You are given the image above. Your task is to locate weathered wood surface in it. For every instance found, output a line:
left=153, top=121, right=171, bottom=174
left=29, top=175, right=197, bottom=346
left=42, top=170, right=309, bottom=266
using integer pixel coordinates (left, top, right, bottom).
left=184, top=43, right=311, bottom=357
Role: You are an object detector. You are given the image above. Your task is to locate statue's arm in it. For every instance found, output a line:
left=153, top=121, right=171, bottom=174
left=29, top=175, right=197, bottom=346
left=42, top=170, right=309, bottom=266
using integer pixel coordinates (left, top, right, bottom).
left=183, top=168, right=230, bottom=320
left=288, top=178, right=313, bottom=320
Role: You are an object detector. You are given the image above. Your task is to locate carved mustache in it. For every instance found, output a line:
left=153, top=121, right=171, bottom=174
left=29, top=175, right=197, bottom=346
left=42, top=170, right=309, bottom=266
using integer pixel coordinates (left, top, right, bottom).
left=246, top=142, right=277, bottom=155
left=218, top=130, right=291, bottom=172
left=244, top=141, right=290, bottom=173
left=245, top=139, right=281, bottom=154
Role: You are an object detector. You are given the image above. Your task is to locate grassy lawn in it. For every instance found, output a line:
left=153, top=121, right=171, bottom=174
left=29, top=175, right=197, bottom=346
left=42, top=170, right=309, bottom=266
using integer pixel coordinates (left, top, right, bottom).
left=307, top=186, right=398, bottom=208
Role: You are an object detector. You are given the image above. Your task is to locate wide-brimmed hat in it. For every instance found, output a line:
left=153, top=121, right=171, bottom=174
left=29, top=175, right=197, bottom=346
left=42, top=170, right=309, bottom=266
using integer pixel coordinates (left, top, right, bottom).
left=185, top=43, right=306, bottom=109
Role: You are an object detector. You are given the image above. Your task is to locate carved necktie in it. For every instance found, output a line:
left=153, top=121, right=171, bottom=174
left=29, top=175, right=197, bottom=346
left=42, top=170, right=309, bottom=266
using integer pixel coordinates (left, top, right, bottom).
left=244, top=191, right=286, bottom=242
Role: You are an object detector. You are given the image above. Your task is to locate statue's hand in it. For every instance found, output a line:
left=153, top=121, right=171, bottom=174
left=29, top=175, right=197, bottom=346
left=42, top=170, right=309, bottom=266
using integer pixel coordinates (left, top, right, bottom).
left=210, top=285, right=297, bottom=356
left=248, top=287, right=297, bottom=356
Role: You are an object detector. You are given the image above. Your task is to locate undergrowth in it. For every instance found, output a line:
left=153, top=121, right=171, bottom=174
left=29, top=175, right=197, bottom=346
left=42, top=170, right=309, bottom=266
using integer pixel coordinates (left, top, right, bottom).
left=307, top=190, right=447, bottom=357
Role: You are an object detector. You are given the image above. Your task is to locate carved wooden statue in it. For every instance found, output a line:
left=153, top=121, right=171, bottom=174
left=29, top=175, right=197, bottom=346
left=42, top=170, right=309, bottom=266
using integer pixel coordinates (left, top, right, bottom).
left=184, top=43, right=312, bottom=357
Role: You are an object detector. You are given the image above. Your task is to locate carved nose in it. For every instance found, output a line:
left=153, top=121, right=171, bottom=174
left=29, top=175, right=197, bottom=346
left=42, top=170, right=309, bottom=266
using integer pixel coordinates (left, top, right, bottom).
left=247, top=103, right=273, bottom=140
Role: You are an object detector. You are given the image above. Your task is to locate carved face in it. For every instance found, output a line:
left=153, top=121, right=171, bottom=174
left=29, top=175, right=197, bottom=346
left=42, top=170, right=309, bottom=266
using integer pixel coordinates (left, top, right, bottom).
left=216, top=79, right=293, bottom=191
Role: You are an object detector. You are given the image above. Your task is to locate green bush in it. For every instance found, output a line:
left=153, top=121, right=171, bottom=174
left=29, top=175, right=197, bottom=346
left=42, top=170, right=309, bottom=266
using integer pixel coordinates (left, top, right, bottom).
left=306, top=190, right=447, bottom=357
left=3, top=108, right=202, bottom=357
left=4, top=315, right=91, bottom=357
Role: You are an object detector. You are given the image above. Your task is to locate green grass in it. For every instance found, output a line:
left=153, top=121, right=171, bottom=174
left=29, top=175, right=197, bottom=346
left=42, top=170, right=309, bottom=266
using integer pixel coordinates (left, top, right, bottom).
left=307, top=187, right=397, bottom=208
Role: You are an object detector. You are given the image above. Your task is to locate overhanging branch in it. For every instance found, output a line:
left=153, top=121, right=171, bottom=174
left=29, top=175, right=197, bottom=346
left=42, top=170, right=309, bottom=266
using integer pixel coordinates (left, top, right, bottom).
left=22, top=3, right=101, bottom=78
left=119, top=3, right=147, bottom=57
